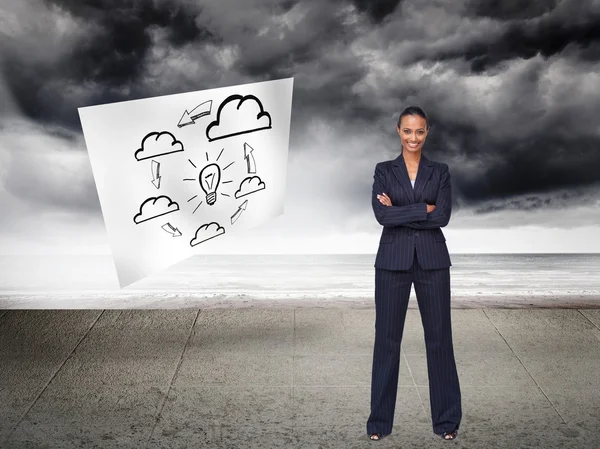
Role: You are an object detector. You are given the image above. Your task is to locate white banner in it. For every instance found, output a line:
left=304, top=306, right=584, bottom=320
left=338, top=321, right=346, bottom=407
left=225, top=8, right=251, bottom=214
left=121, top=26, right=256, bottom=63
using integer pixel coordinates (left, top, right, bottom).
left=78, top=78, right=294, bottom=287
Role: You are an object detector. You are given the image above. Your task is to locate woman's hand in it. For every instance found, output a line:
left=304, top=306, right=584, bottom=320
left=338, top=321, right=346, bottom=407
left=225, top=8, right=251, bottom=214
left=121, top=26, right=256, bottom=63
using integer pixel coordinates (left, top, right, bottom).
left=427, top=204, right=436, bottom=213
left=377, top=193, right=392, bottom=206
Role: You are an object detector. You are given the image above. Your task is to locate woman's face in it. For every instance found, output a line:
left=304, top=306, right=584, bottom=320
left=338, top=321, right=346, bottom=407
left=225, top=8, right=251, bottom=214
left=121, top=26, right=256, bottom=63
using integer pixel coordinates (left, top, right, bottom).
left=396, top=114, right=428, bottom=154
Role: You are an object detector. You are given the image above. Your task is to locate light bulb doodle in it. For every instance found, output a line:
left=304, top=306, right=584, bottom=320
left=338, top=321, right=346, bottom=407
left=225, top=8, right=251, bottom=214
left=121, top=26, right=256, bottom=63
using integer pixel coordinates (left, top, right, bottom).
left=185, top=156, right=233, bottom=213
left=199, top=163, right=221, bottom=205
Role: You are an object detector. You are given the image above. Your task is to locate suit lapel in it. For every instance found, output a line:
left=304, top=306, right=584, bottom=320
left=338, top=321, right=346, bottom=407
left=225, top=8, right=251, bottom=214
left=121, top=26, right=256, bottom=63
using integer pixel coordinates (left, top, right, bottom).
left=413, top=154, right=433, bottom=202
left=392, top=154, right=415, bottom=202
left=392, top=152, right=434, bottom=203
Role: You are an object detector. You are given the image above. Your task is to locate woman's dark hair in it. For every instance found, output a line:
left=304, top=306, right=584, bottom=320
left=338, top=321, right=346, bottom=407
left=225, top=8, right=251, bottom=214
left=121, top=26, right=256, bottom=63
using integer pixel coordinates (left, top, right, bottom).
left=397, top=105, right=429, bottom=129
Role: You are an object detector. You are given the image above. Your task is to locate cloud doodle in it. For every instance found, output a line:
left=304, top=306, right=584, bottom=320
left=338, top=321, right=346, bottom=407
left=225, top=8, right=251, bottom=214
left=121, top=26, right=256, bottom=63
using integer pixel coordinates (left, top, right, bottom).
left=190, top=222, right=225, bottom=246
left=135, top=131, right=184, bottom=161
left=235, top=175, right=266, bottom=199
left=133, top=196, right=179, bottom=224
left=206, top=94, right=272, bottom=141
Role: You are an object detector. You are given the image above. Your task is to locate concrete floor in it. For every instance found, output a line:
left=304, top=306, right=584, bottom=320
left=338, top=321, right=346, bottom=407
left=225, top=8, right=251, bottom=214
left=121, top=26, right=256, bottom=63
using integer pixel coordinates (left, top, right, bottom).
left=1, top=307, right=599, bottom=449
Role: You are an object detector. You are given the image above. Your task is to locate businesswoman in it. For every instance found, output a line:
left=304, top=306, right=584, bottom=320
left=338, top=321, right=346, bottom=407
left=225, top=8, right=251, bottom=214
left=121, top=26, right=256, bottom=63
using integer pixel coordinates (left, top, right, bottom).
left=366, top=106, right=462, bottom=441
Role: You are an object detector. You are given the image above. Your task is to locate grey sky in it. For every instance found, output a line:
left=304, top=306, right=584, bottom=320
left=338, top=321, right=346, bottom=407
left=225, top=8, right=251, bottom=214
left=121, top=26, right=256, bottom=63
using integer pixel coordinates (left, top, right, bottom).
left=1, top=0, right=599, bottom=254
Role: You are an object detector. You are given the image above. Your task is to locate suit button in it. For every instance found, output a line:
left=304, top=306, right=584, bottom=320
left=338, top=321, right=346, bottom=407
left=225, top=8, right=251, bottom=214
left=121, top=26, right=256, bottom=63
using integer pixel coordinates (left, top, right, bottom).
left=415, top=231, right=419, bottom=237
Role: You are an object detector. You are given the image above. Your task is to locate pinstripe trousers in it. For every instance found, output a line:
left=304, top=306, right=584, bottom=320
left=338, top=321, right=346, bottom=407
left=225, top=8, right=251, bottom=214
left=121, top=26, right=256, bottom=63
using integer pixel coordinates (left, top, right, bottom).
left=367, top=248, right=462, bottom=436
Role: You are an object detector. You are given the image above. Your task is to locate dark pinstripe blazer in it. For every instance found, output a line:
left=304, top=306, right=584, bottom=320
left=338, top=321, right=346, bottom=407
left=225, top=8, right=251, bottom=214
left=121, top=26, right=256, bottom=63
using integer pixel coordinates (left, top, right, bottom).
left=372, top=153, right=452, bottom=270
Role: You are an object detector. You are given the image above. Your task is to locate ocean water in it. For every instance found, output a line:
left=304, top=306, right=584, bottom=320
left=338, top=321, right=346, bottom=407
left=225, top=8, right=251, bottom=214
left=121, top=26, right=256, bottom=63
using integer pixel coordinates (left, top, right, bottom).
left=1, top=254, right=599, bottom=308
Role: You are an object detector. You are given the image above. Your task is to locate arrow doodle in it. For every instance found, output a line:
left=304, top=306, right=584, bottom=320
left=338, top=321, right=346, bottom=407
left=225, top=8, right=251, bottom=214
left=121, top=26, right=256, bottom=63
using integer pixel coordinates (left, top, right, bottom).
left=230, top=199, right=248, bottom=225
left=243, top=142, right=257, bottom=174
left=178, top=100, right=212, bottom=128
left=161, top=222, right=182, bottom=237
left=151, top=160, right=161, bottom=189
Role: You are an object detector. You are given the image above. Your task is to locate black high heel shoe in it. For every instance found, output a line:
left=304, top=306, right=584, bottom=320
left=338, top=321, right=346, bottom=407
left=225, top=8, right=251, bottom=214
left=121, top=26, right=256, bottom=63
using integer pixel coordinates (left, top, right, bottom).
left=441, top=428, right=458, bottom=440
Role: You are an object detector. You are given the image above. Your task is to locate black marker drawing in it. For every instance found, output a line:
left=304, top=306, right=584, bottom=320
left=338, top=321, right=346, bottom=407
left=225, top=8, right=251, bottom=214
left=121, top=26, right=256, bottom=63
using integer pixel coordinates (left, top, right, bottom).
left=244, top=143, right=257, bottom=174
left=235, top=176, right=266, bottom=199
left=199, top=163, right=221, bottom=206
left=133, top=196, right=179, bottom=224
left=151, top=160, right=161, bottom=189
left=190, top=222, right=225, bottom=247
left=217, top=148, right=224, bottom=161
left=185, top=156, right=234, bottom=212
left=192, top=201, right=202, bottom=214
left=162, top=222, right=182, bottom=237
left=231, top=200, right=248, bottom=225
left=135, top=131, right=184, bottom=161
left=178, top=100, right=212, bottom=128
left=206, top=94, right=272, bottom=142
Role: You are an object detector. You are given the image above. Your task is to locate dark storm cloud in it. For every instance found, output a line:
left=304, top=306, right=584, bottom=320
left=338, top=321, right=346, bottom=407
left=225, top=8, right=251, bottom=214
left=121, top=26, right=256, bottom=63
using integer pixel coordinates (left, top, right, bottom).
left=227, top=2, right=352, bottom=77
left=46, top=0, right=212, bottom=68
left=451, top=134, right=600, bottom=203
left=2, top=0, right=600, bottom=220
left=2, top=0, right=363, bottom=131
left=352, top=0, right=403, bottom=23
left=46, top=0, right=209, bottom=43
left=468, top=0, right=560, bottom=20
left=382, top=2, right=600, bottom=73
left=463, top=12, right=600, bottom=72
left=473, top=190, right=576, bottom=214
left=2, top=0, right=214, bottom=127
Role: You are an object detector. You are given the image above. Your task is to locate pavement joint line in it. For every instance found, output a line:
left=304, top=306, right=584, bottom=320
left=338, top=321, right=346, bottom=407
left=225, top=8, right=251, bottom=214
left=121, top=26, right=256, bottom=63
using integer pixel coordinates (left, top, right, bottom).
left=1, top=309, right=106, bottom=447
left=341, top=308, right=347, bottom=332
left=0, top=310, right=8, bottom=321
left=481, top=309, right=572, bottom=429
left=577, top=309, right=600, bottom=333
left=292, top=308, right=296, bottom=431
left=402, top=349, right=428, bottom=416
left=145, top=308, right=201, bottom=449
